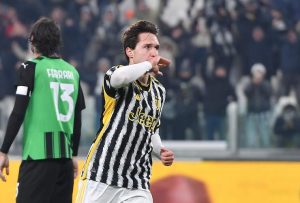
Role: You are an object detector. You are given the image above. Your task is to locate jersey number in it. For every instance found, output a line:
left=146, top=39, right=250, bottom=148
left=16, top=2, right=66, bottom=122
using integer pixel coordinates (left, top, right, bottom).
left=50, top=82, right=74, bottom=122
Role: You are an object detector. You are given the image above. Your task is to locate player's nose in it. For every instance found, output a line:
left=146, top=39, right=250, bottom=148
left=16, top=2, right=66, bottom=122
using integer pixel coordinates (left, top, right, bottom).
left=149, top=48, right=158, bottom=57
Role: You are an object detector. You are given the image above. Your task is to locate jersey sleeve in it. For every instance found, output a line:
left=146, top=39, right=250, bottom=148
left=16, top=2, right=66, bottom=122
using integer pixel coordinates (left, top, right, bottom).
left=103, top=66, right=119, bottom=97
left=75, top=82, right=86, bottom=111
left=15, top=61, right=36, bottom=96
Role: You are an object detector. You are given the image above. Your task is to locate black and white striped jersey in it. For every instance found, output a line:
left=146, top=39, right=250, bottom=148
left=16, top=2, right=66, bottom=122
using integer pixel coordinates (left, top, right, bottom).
left=81, top=65, right=166, bottom=190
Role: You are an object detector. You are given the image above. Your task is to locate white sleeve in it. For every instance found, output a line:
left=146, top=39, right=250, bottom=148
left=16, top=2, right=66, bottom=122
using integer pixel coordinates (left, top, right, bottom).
left=152, top=132, right=164, bottom=159
left=110, top=61, right=152, bottom=88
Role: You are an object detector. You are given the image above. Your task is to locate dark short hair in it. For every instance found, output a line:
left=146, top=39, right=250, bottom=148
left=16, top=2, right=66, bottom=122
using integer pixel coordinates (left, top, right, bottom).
left=122, top=20, right=158, bottom=62
left=29, top=17, right=62, bottom=56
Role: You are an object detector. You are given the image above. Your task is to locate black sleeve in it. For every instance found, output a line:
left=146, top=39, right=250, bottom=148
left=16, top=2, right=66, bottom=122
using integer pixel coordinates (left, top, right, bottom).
left=0, top=96, right=29, bottom=153
left=72, top=83, right=86, bottom=156
left=72, top=110, right=82, bottom=156
left=0, top=62, right=35, bottom=154
left=15, top=61, right=35, bottom=91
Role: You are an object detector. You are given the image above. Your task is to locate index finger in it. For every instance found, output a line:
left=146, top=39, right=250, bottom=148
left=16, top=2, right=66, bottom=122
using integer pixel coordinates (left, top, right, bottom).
left=0, top=171, right=6, bottom=182
left=5, top=166, right=9, bottom=176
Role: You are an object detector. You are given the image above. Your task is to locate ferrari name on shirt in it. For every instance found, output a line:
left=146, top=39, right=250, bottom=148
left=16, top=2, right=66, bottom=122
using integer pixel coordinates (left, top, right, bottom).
left=47, top=68, right=74, bottom=80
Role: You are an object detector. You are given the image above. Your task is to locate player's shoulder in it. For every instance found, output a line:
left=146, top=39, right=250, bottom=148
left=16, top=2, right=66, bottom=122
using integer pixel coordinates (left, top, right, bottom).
left=106, top=65, right=122, bottom=76
left=19, top=60, right=36, bottom=71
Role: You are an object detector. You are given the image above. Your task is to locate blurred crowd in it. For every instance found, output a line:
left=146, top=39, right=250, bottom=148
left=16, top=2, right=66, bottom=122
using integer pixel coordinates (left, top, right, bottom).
left=1, top=0, right=300, bottom=149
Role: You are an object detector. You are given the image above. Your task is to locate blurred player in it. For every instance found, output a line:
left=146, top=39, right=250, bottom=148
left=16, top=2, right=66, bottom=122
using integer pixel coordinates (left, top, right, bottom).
left=76, top=20, right=174, bottom=203
left=0, top=17, right=85, bottom=203
left=151, top=175, right=211, bottom=203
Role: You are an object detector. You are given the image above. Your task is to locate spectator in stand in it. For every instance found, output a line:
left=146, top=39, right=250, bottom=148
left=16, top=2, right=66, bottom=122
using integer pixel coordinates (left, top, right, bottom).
left=244, top=26, right=274, bottom=79
left=273, top=103, right=300, bottom=148
left=208, top=2, right=236, bottom=70
left=203, top=64, right=236, bottom=140
left=173, top=60, right=202, bottom=140
left=243, top=63, right=272, bottom=148
left=279, top=29, right=300, bottom=103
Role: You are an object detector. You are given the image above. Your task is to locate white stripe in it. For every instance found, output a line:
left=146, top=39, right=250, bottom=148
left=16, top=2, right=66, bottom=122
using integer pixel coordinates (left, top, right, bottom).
left=16, top=86, right=28, bottom=96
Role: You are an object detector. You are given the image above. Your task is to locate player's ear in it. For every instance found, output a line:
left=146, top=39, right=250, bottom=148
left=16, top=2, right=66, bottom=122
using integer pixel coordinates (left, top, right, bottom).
left=125, top=47, right=134, bottom=59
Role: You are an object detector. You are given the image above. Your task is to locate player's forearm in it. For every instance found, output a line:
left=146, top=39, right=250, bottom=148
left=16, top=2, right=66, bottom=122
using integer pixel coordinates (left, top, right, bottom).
left=0, top=95, right=29, bottom=153
left=110, top=61, right=152, bottom=88
left=72, top=111, right=82, bottom=156
left=152, top=133, right=163, bottom=158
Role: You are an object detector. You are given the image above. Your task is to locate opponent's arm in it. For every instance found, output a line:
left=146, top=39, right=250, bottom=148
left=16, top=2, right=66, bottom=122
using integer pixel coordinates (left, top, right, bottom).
left=0, top=95, right=29, bottom=154
left=72, top=84, right=85, bottom=157
left=0, top=62, right=34, bottom=182
left=72, top=83, right=85, bottom=179
left=0, top=95, right=29, bottom=182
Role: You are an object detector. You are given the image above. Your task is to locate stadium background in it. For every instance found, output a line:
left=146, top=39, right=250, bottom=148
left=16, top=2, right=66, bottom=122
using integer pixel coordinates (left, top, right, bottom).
left=1, top=0, right=300, bottom=202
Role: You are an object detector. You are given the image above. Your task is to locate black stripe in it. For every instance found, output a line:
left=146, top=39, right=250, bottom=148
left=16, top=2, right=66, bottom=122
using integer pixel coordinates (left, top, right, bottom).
left=90, top=91, right=125, bottom=180
left=153, top=84, right=165, bottom=132
left=138, top=134, right=152, bottom=189
left=101, top=88, right=133, bottom=183
left=59, top=132, right=66, bottom=158
left=121, top=123, right=143, bottom=188
left=45, top=132, right=53, bottom=159
left=148, top=81, right=156, bottom=115
left=129, top=125, right=148, bottom=189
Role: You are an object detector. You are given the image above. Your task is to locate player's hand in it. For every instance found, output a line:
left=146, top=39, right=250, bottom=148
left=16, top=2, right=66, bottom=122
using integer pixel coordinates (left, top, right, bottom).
left=0, top=152, right=9, bottom=182
left=160, top=147, right=174, bottom=166
left=72, top=157, right=78, bottom=179
left=158, top=57, right=171, bottom=68
left=148, top=57, right=171, bottom=76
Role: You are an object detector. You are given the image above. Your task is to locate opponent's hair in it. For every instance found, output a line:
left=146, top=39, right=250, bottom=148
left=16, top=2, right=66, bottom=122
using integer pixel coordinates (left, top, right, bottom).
left=122, top=20, right=158, bottom=62
left=28, top=17, right=62, bottom=56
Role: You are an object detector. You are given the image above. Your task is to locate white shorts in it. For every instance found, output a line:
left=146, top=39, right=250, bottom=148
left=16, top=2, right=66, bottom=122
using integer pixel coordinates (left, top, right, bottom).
left=76, top=179, right=153, bottom=203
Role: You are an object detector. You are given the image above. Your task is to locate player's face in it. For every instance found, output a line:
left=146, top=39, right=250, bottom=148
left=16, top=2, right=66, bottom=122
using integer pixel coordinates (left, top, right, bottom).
left=129, top=32, right=160, bottom=64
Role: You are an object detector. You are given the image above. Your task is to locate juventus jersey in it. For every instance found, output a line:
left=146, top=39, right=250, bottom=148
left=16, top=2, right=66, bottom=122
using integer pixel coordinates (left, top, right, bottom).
left=81, top=66, right=166, bottom=190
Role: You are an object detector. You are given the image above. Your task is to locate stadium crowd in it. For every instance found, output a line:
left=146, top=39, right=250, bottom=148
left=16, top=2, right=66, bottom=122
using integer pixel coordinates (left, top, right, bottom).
left=1, top=0, right=300, bottom=149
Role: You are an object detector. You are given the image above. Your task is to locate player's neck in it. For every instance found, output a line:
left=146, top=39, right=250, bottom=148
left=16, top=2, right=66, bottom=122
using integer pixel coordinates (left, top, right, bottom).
left=33, top=52, right=59, bottom=58
left=33, top=53, right=41, bottom=58
left=138, top=74, right=150, bottom=86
